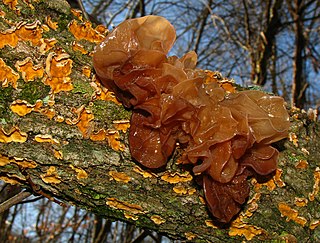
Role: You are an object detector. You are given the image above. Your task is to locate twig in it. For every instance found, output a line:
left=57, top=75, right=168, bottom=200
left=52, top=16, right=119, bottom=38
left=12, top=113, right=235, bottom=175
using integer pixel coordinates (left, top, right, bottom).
left=0, top=191, right=32, bottom=213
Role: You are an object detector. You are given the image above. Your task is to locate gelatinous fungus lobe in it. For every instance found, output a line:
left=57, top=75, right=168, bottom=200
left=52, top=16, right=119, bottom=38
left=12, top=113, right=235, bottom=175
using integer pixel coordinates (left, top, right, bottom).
left=93, top=15, right=290, bottom=223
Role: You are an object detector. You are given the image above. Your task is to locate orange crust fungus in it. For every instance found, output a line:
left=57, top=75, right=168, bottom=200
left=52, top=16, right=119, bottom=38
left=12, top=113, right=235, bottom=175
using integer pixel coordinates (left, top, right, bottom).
left=68, top=20, right=105, bottom=43
left=106, top=198, right=145, bottom=215
left=93, top=16, right=290, bottom=223
left=108, top=170, right=131, bottom=183
left=278, top=202, right=308, bottom=226
left=0, top=126, right=27, bottom=143
left=0, top=58, right=19, bottom=88
left=40, top=166, right=61, bottom=184
left=15, top=57, right=44, bottom=82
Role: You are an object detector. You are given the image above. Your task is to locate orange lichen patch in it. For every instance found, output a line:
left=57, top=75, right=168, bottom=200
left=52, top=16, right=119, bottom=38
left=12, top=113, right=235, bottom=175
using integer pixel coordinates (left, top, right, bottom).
left=10, top=99, right=42, bottom=116
left=16, top=21, right=42, bottom=45
left=41, top=108, right=55, bottom=119
left=40, top=38, right=58, bottom=54
left=294, top=197, right=308, bottom=207
left=278, top=202, right=308, bottom=226
left=68, top=20, right=105, bottom=43
left=310, top=220, right=320, bottom=230
left=34, top=134, right=60, bottom=145
left=184, top=232, right=197, bottom=241
left=0, top=154, right=10, bottom=166
left=44, top=52, right=73, bottom=93
left=161, top=171, right=193, bottom=184
left=150, top=215, right=166, bottom=225
left=133, top=166, right=156, bottom=178
left=0, top=126, right=27, bottom=143
left=113, top=120, right=130, bottom=133
left=309, top=167, right=320, bottom=201
left=198, top=196, right=206, bottom=205
left=106, top=198, right=145, bottom=215
left=70, top=8, right=83, bottom=21
left=274, top=168, right=286, bottom=188
left=0, top=29, right=18, bottom=48
left=0, top=58, right=19, bottom=88
left=289, top=132, right=298, bottom=147
left=72, top=41, right=88, bottom=55
left=40, top=166, right=61, bottom=184
left=70, top=164, right=88, bottom=180
left=255, top=178, right=276, bottom=191
left=45, top=16, right=58, bottom=30
left=205, top=220, right=218, bottom=229
left=173, top=185, right=196, bottom=195
left=229, top=218, right=264, bottom=241
left=53, top=149, right=63, bottom=160
left=76, top=108, right=94, bottom=138
left=109, top=171, right=131, bottom=183
left=15, top=57, right=44, bottom=82
left=124, top=212, right=138, bottom=220
left=295, top=159, right=309, bottom=169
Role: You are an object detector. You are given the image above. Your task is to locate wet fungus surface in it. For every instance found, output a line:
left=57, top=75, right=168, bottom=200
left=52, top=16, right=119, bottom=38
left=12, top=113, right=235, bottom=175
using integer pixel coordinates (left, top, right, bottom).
left=93, top=15, right=291, bottom=223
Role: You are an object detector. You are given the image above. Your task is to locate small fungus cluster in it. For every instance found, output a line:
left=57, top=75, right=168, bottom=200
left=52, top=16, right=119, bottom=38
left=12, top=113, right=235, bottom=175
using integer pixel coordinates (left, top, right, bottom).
left=93, top=15, right=290, bottom=223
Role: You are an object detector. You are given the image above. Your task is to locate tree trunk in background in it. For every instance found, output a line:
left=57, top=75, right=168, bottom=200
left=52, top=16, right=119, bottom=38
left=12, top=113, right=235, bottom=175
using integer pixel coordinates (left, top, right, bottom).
left=0, top=1, right=319, bottom=242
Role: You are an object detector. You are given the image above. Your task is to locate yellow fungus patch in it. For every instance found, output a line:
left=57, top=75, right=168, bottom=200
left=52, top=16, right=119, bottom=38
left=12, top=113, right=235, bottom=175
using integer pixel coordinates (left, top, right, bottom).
left=278, top=202, right=308, bottom=226
left=109, top=171, right=130, bottom=183
left=113, top=120, right=130, bottom=133
left=184, top=232, right=196, bottom=241
left=274, top=168, right=286, bottom=187
left=76, top=108, right=94, bottom=138
left=0, top=176, right=21, bottom=185
left=133, top=166, right=156, bottom=178
left=81, top=66, right=91, bottom=78
left=106, top=130, right=125, bottom=151
left=150, top=215, right=165, bottom=225
left=0, top=58, right=20, bottom=88
left=40, top=38, right=57, bottom=54
left=198, top=196, right=206, bottom=205
left=72, top=41, right=88, bottom=55
left=3, top=0, right=19, bottom=13
left=89, top=129, right=106, bottom=141
left=15, top=57, right=44, bottom=82
left=309, top=167, right=320, bottom=201
left=294, top=197, right=308, bottom=207
left=90, top=77, right=120, bottom=103
left=229, top=219, right=264, bottom=241
left=54, top=115, right=65, bottom=123
left=40, top=166, right=61, bottom=184
left=53, top=149, right=63, bottom=160
left=173, top=185, right=196, bottom=195
left=0, top=154, right=37, bottom=168
left=0, top=20, right=43, bottom=48
left=0, top=126, right=27, bottom=143
left=34, top=134, right=60, bottom=145
left=161, top=171, right=193, bottom=184
left=44, top=52, right=73, bottom=93
left=289, top=132, right=298, bottom=147
left=45, top=16, right=58, bottom=30
left=124, top=212, right=138, bottom=220
left=70, top=9, right=83, bottom=21
left=68, top=20, right=105, bottom=43
left=205, top=220, right=218, bottom=229
left=106, top=198, right=145, bottom=215
left=10, top=99, right=42, bottom=116
left=70, top=165, right=88, bottom=180
left=295, top=159, right=309, bottom=169
left=310, top=220, right=320, bottom=230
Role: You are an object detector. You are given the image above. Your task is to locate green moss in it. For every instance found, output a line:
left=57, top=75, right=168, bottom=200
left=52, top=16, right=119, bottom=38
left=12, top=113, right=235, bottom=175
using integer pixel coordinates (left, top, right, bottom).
left=92, top=100, right=131, bottom=125
left=0, top=86, right=14, bottom=122
left=72, top=79, right=94, bottom=95
left=17, top=81, right=51, bottom=104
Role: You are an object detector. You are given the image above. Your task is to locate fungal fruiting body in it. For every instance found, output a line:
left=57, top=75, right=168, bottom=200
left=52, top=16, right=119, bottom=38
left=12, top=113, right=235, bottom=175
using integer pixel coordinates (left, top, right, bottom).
left=93, top=16, right=290, bottom=223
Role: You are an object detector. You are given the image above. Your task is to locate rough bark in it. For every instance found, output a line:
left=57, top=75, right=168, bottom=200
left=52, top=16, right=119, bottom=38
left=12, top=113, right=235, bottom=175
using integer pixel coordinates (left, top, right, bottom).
left=0, top=1, right=319, bottom=242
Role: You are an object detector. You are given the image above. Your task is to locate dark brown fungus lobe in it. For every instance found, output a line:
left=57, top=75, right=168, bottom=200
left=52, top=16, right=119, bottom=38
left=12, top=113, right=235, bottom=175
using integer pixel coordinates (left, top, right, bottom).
left=93, top=15, right=290, bottom=223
